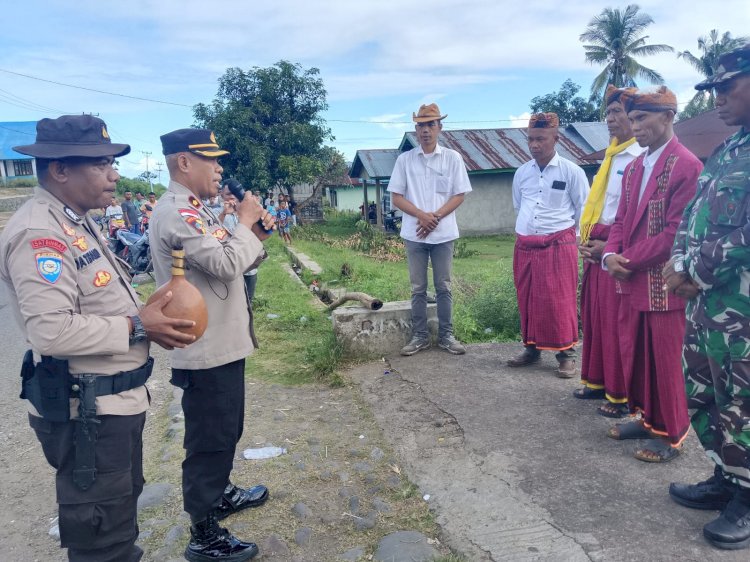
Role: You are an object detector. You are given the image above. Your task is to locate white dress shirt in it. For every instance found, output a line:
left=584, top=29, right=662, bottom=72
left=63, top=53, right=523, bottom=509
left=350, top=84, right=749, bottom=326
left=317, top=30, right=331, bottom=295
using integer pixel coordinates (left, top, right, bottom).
left=387, top=144, right=472, bottom=244
left=512, top=152, right=590, bottom=236
left=599, top=143, right=646, bottom=225
left=637, top=139, right=670, bottom=204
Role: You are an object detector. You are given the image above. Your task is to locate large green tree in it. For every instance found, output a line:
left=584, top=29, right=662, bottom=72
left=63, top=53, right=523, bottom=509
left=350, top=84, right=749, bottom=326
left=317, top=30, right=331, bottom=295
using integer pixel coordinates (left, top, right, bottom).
left=580, top=4, right=673, bottom=99
left=529, top=79, right=600, bottom=124
left=193, top=61, right=336, bottom=198
left=677, top=30, right=749, bottom=120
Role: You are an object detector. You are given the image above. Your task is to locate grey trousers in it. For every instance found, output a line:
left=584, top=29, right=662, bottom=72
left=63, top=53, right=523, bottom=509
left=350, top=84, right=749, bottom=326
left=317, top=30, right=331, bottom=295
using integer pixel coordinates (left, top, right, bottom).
left=405, top=239, right=454, bottom=340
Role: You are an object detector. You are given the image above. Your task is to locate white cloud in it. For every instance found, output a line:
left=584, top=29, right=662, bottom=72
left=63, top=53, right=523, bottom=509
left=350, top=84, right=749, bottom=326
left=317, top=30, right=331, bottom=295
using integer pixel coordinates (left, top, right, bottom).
left=508, top=112, right=531, bottom=128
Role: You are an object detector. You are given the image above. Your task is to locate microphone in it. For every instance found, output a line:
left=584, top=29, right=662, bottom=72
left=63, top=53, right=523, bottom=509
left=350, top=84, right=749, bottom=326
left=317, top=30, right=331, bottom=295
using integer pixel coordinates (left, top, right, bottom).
left=223, top=179, right=273, bottom=233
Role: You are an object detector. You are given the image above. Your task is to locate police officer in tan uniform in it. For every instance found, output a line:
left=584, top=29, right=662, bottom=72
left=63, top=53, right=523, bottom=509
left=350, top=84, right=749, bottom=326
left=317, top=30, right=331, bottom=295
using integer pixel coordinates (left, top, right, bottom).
left=150, top=129, right=274, bottom=562
left=0, top=115, right=196, bottom=562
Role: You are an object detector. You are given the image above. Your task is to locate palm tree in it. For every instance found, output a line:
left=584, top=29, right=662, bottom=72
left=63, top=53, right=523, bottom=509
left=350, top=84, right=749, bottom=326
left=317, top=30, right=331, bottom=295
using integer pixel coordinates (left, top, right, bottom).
left=677, top=30, right=749, bottom=119
left=580, top=4, right=673, bottom=100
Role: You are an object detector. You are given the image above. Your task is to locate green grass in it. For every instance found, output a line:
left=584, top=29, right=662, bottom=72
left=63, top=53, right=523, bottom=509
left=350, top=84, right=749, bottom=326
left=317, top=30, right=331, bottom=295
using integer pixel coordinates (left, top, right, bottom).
left=246, top=238, right=346, bottom=385
left=291, top=223, right=521, bottom=344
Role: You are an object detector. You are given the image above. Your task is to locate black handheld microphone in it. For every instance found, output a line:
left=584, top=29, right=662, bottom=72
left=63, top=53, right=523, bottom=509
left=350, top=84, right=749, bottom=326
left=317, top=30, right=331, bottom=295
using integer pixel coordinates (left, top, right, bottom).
left=223, top=179, right=273, bottom=233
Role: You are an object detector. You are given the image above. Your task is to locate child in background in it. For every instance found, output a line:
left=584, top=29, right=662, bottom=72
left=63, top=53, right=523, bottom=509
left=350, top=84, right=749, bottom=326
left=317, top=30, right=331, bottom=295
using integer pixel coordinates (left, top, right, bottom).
left=276, top=200, right=293, bottom=245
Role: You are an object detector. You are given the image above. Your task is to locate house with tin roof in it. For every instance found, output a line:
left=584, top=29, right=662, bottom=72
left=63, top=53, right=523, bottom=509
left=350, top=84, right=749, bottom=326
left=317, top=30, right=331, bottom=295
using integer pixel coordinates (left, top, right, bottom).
left=0, top=121, right=38, bottom=185
left=348, top=123, right=608, bottom=234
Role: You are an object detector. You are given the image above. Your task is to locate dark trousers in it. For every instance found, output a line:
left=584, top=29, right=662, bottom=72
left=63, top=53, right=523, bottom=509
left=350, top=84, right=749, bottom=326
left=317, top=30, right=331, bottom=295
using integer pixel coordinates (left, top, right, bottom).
left=30, top=412, right=146, bottom=562
left=171, top=359, right=245, bottom=520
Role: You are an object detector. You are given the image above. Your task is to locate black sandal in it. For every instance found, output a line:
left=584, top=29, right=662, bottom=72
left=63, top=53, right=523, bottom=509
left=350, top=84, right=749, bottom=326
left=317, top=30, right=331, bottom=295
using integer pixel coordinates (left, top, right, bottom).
left=573, top=387, right=605, bottom=400
left=597, top=402, right=629, bottom=418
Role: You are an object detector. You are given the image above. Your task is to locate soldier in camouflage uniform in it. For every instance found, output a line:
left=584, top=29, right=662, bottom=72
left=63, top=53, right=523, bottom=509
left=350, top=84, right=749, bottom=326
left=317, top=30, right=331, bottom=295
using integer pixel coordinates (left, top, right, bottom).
left=664, top=43, right=750, bottom=550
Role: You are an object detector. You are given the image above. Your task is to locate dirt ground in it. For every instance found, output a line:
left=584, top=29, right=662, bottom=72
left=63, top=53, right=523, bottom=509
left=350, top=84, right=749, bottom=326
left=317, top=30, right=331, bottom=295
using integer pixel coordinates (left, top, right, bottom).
left=0, top=329, right=453, bottom=561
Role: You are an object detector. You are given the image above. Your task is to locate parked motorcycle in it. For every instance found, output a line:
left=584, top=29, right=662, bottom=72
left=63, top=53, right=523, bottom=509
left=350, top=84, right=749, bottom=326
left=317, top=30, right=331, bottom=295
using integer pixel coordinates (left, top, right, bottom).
left=110, top=228, right=152, bottom=276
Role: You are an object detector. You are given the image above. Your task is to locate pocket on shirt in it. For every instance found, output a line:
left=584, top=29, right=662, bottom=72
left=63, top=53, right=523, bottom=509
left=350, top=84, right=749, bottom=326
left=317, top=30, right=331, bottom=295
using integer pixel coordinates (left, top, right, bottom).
left=708, top=183, right=749, bottom=228
left=436, top=176, right=452, bottom=194
left=545, top=184, right=567, bottom=207
left=77, top=267, right=129, bottom=316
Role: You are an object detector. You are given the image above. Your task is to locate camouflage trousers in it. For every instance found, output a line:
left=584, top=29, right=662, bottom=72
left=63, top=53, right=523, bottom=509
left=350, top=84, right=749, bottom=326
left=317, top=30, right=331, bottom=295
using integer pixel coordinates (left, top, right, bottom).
left=684, top=319, right=750, bottom=489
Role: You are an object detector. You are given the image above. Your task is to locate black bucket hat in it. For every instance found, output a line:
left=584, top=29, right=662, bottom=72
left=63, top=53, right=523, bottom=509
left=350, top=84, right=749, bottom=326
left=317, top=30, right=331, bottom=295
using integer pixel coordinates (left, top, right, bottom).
left=13, top=115, right=130, bottom=159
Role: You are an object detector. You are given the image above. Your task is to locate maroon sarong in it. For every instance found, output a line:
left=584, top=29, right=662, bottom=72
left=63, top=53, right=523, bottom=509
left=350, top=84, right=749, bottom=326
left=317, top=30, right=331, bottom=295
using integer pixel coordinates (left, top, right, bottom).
left=619, top=294, right=690, bottom=445
left=513, top=226, right=578, bottom=350
left=580, top=224, right=627, bottom=402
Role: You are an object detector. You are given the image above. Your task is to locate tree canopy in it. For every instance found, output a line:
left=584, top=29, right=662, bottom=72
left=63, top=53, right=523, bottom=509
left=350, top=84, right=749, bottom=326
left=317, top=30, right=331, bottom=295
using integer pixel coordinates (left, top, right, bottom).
left=529, top=79, right=600, bottom=125
left=580, top=4, right=673, bottom=99
left=193, top=61, right=338, bottom=195
left=677, top=30, right=749, bottom=120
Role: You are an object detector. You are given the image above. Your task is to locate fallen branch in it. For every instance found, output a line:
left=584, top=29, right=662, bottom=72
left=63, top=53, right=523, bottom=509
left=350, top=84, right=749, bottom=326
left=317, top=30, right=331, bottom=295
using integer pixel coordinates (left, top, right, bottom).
left=327, top=292, right=383, bottom=311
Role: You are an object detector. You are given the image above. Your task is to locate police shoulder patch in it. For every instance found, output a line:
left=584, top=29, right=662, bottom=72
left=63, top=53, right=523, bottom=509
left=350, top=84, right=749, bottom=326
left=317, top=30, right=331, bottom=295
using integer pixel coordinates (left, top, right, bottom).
left=178, top=208, right=206, bottom=234
left=31, top=238, right=67, bottom=253
left=36, top=252, right=63, bottom=284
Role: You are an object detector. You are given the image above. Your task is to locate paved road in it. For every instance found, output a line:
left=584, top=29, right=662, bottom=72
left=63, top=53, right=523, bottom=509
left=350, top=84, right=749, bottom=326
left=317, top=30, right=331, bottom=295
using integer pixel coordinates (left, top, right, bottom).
left=351, top=343, right=747, bottom=562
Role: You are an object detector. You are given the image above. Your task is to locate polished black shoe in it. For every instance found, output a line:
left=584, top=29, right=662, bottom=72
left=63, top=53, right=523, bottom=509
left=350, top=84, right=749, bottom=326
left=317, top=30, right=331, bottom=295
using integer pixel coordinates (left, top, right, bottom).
left=185, top=515, right=259, bottom=561
left=669, top=466, right=736, bottom=510
left=703, top=490, right=750, bottom=550
left=213, top=483, right=269, bottom=521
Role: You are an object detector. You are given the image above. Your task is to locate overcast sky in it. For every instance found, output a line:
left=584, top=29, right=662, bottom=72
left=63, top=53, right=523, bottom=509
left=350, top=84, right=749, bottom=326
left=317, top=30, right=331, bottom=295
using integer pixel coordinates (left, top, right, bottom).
left=1, top=0, right=748, bottom=179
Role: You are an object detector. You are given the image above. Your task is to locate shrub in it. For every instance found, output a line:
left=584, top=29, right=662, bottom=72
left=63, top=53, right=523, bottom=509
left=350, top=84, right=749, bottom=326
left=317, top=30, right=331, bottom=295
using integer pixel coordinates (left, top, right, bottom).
left=4, top=178, right=38, bottom=188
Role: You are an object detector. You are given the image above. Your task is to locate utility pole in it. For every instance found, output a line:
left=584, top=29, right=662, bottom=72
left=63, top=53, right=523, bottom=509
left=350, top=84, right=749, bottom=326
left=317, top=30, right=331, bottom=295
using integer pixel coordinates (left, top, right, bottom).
left=154, top=162, right=164, bottom=186
left=142, top=151, right=152, bottom=190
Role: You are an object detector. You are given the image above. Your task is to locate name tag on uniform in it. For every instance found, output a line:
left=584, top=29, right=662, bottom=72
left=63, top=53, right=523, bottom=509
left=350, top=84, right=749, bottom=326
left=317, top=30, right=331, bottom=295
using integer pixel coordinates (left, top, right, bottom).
left=551, top=180, right=567, bottom=190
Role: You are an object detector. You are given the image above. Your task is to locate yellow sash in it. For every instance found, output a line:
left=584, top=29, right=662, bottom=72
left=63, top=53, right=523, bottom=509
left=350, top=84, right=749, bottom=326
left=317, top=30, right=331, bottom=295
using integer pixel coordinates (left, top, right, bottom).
left=579, top=137, right=637, bottom=244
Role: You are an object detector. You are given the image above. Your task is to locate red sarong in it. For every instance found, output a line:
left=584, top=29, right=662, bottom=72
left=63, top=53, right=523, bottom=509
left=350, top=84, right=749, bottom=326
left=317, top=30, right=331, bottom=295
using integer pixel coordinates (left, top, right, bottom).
left=619, top=294, right=690, bottom=445
left=580, top=224, right=627, bottom=402
left=513, top=226, right=578, bottom=350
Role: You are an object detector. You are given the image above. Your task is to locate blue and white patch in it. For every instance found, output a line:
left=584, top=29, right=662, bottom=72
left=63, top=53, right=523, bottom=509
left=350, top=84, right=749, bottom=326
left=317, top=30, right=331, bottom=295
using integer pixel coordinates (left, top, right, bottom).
left=36, top=252, right=63, bottom=284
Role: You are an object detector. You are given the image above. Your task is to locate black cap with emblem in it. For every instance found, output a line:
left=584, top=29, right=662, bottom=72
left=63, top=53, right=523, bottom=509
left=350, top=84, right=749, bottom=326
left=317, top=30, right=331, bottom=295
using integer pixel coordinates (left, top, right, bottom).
left=13, top=115, right=130, bottom=159
left=160, top=128, right=230, bottom=158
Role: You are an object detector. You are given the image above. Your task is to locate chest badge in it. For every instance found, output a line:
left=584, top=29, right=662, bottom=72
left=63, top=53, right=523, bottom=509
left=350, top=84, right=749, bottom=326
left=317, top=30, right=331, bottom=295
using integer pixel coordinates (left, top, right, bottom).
left=93, top=270, right=112, bottom=287
left=36, top=252, right=63, bottom=284
left=62, top=223, right=77, bottom=237
left=212, top=228, right=227, bottom=241
left=72, top=236, right=89, bottom=251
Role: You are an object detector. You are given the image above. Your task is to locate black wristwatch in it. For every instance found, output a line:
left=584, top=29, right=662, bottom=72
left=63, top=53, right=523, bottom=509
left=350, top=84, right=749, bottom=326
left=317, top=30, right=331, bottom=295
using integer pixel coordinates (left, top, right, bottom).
left=129, top=315, right=147, bottom=344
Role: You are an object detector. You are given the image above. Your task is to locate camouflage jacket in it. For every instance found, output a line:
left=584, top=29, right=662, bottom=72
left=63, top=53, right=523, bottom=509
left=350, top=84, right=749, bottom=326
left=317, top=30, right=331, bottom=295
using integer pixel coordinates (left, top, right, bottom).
left=673, top=128, right=750, bottom=332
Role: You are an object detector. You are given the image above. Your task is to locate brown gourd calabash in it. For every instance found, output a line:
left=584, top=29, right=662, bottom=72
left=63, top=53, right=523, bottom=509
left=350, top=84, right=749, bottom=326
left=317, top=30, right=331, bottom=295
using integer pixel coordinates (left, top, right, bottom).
left=147, top=246, right=208, bottom=340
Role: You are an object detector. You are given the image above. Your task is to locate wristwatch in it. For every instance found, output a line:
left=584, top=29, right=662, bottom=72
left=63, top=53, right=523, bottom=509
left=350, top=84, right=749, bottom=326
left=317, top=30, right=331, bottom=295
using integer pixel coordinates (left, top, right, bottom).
left=673, top=259, right=685, bottom=273
left=129, top=315, right=147, bottom=344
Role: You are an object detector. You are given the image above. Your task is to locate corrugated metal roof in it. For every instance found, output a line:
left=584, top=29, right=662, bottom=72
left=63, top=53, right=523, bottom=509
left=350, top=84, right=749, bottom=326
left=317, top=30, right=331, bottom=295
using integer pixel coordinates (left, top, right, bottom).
left=350, top=148, right=400, bottom=179
left=0, top=121, right=36, bottom=160
left=397, top=123, right=606, bottom=172
left=568, top=122, right=611, bottom=154
left=674, top=109, right=740, bottom=160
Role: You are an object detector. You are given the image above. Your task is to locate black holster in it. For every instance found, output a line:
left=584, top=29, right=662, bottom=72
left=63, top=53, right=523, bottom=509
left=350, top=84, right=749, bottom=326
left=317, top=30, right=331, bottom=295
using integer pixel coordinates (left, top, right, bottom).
left=19, top=351, right=72, bottom=423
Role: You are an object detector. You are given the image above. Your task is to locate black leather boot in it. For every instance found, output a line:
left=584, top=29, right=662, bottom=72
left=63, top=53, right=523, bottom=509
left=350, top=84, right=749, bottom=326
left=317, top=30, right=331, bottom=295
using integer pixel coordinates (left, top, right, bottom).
left=184, top=515, right=259, bottom=562
left=703, top=488, right=750, bottom=550
left=669, top=465, right=736, bottom=510
left=214, top=483, right=269, bottom=521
